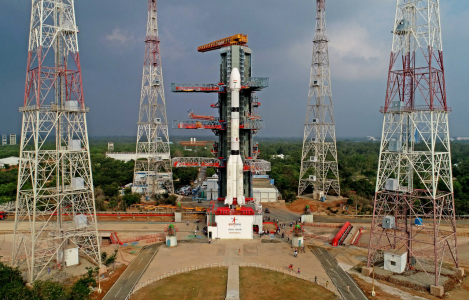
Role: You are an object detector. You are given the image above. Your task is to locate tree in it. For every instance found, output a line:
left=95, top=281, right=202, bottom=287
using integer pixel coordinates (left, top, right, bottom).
left=102, top=184, right=119, bottom=197
left=69, top=267, right=98, bottom=300
left=123, top=193, right=140, bottom=208
left=0, top=263, right=32, bottom=299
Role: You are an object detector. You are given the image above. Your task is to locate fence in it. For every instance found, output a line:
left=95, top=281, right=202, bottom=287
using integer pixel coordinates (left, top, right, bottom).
left=130, top=263, right=229, bottom=296
left=129, top=262, right=339, bottom=298
left=303, top=223, right=343, bottom=228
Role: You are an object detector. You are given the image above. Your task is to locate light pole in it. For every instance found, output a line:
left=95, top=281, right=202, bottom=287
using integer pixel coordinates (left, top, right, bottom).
left=371, top=263, right=376, bottom=297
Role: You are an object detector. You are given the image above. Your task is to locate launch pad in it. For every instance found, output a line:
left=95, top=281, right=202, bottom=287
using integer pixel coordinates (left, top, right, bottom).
left=171, top=35, right=270, bottom=239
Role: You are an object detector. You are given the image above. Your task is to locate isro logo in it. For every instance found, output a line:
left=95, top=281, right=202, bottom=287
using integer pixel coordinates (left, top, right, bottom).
left=229, top=217, right=241, bottom=226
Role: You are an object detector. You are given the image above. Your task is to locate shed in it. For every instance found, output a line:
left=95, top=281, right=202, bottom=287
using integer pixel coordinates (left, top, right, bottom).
left=384, top=248, right=407, bottom=273
left=253, top=187, right=279, bottom=203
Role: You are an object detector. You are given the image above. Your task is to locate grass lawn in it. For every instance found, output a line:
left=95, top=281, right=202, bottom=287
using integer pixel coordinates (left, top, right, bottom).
left=239, top=267, right=337, bottom=300
left=132, top=267, right=228, bottom=300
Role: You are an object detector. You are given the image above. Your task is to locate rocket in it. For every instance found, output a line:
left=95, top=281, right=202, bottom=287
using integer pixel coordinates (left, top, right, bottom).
left=225, top=68, right=245, bottom=207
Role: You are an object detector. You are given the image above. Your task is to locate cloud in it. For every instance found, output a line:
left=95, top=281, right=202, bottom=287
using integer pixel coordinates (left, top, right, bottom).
left=328, top=22, right=388, bottom=80
left=105, top=28, right=135, bottom=45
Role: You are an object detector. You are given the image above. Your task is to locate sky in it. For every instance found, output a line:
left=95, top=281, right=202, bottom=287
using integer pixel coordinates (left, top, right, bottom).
left=1, top=0, right=469, bottom=139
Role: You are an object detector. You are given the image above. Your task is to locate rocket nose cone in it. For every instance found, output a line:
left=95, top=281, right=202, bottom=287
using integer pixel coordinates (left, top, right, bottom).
left=229, top=68, right=241, bottom=89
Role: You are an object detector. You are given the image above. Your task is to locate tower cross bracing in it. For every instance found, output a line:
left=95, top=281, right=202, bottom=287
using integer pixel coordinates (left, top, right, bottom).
left=13, top=0, right=101, bottom=283
left=299, top=0, right=340, bottom=197
left=366, top=0, right=458, bottom=288
left=133, top=0, right=173, bottom=196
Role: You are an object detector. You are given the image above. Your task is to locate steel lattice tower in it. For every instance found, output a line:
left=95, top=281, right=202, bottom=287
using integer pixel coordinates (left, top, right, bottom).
left=133, top=0, right=173, bottom=196
left=299, top=0, right=340, bottom=197
left=13, top=0, right=101, bottom=282
left=366, top=0, right=458, bottom=289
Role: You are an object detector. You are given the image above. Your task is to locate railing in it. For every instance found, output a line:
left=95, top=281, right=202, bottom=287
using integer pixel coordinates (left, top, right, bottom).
left=129, top=262, right=337, bottom=298
left=130, top=263, right=229, bottom=296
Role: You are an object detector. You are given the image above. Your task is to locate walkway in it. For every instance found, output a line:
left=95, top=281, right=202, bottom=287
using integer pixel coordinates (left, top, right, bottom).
left=103, top=243, right=161, bottom=300
left=310, top=246, right=368, bottom=300
left=226, top=265, right=240, bottom=300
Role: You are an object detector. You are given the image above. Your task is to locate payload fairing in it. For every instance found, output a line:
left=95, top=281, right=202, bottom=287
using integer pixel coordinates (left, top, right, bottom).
left=225, top=68, right=245, bottom=206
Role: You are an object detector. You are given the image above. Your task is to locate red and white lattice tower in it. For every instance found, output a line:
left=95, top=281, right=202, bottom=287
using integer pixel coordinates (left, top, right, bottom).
left=299, top=0, right=340, bottom=197
left=13, top=0, right=101, bottom=282
left=133, top=0, right=173, bottom=196
left=366, top=0, right=458, bottom=289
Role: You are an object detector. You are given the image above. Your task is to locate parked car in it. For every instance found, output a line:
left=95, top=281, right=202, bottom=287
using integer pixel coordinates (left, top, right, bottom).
left=264, top=208, right=270, bottom=213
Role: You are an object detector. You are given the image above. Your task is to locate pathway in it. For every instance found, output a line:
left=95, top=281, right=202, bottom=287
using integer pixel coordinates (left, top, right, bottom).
left=310, top=246, right=368, bottom=300
left=103, top=243, right=161, bottom=300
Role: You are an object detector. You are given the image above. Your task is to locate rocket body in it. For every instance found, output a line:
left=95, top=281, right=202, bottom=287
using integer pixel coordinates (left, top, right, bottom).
left=225, top=68, right=245, bottom=206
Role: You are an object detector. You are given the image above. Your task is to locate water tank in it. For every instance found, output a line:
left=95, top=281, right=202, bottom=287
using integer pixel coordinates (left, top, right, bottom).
left=320, top=196, right=326, bottom=202
left=415, top=218, right=423, bottom=226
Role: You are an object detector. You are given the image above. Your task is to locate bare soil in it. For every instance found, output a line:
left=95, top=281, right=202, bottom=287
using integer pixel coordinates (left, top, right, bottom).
left=239, top=267, right=337, bottom=300
left=92, top=264, right=128, bottom=300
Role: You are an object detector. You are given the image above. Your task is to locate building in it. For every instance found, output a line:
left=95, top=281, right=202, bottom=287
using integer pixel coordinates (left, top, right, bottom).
left=2, top=135, right=6, bottom=146
left=384, top=249, right=407, bottom=273
left=10, top=134, right=16, bottom=145
left=0, top=157, right=20, bottom=169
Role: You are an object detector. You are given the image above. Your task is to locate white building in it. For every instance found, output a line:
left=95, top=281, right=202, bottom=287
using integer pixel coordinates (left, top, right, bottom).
left=253, top=187, right=279, bottom=202
left=202, top=175, right=218, bottom=200
left=207, top=213, right=263, bottom=240
left=10, top=134, right=16, bottom=145
left=106, top=152, right=170, bottom=163
left=384, top=249, right=407, bottom=273
left=0, top=157, right=20, bottom=169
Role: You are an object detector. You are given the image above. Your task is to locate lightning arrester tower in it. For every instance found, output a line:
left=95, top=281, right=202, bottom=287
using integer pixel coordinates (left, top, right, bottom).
left=299, top=0, right=340, bottom=198
left=133, top=0, right=174, bottom=196
left=366, top=0, right=459, bottom=291
left=13, top=0, right=101, bottom=282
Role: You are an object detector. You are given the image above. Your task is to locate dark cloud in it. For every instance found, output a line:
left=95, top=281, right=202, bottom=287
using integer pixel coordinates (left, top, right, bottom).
left=0, top=0, right=468, bottom=139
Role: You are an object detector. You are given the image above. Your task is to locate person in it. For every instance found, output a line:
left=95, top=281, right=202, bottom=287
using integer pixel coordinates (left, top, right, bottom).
left=290, top=222, right=292, bottom=227
left=294, top=250, right=297, bottom=257
left=197, top=225, right=199, bottom=231
left=289, top=264, right=293, bottom=271
left=347, top=285, right=350, bottom=294
left=48, top=268, right=50, bottom=275
left=315, top=276, right=317, bottom=284
left=303, top=245, right=306, bottom=253
left=209, top=238, right=211, bottom=244
left=238, top=249, right=241, bottom=256
left=298, top=268, right=300, bottom=274
left=186, top=221, right=189, bottom=226
left=282, top=232, right=284, bottom=238
left=194, top=230, right=197, bottom=236
left=326, top=281, right=329, bottom=288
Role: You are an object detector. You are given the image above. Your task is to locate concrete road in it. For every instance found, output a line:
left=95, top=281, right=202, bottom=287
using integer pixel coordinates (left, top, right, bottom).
left=103, top=243, right=162, bottom=300
left=264, top=207, right=300, bottom=223
left=310, top=246, right=368, bottom=300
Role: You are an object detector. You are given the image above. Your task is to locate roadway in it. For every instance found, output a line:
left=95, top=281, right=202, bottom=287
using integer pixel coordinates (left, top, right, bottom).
left=103, top=243, right=162, bottom=300
left=310, top=246, right=368, bottom=300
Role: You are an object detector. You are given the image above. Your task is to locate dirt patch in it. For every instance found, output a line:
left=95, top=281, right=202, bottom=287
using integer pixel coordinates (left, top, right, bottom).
left=132, top=267, right=228, bottom=300
left=287, top=198, right=345, bottom=214
left=239, top=267, right=336, bottom=300
left=92, top=264, right=128, bottom=300
left=350, top=273, right=404, bottom=300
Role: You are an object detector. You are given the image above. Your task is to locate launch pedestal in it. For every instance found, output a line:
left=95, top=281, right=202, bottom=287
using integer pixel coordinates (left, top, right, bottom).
left=207, top=206, right=263, bottom=240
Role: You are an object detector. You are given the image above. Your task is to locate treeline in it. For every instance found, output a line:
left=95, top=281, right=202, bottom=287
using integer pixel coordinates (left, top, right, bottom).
left=2, top=138, right=469, bottom=214
left=0, top=262, right=98, bottom=300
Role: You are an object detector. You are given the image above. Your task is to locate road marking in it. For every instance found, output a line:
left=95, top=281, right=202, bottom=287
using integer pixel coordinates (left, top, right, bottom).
left=138, top=258, right=143, bottom=265
left=114, top=287, right=122, bottom=297
left=128, top=271, right=134, bottom=279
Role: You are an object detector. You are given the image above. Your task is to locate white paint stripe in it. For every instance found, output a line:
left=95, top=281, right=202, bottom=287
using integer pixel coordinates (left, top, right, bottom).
left=114, top=286, right=122, bottom=297
left=138, top=258, right=143, bottom=265
left=128, top=270, right=134, bottom=279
